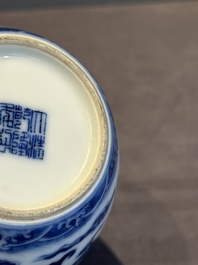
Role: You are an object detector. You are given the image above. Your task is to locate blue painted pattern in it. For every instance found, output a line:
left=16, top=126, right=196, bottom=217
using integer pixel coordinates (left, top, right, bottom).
left=0, top=260, right=20, bottom=265
left=0, top=132, right=118, bottom=250
left=0, top=104, right=118, bottom=264
left=0, top=27, right=119, bottom=265
left=0, top=103, right=47, bottom=160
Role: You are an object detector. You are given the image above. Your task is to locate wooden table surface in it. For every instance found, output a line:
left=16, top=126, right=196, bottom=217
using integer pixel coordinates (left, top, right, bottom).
left=1, top=1, right=198, bottom=264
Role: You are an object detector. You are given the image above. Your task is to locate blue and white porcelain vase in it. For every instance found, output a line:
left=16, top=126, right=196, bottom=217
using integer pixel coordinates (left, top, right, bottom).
left=0, top=28, right=119, bottom=265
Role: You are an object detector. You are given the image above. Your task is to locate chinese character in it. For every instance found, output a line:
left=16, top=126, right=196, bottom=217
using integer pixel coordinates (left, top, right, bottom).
left=0, top=103, right=47, bottom=160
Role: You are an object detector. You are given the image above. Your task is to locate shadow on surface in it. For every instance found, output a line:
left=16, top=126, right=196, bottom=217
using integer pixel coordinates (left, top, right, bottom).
left=79, top=238, right=123, bottom=265
left=0, top=0, right=195, bottom=11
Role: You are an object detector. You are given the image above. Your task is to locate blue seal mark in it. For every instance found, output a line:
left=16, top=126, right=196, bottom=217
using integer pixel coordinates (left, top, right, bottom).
left=0, top=103, right=47, bottom=160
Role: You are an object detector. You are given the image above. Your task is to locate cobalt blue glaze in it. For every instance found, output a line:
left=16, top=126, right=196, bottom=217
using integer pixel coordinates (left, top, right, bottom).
left=0, top=28, right=119, bottom=265
left=0, top=103, right=47, bottom=160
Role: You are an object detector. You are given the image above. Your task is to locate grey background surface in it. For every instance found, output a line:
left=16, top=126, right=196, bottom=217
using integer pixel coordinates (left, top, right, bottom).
left=0, top=0, right=193, bottom=11
left=1, top=1, right=198, bottom=264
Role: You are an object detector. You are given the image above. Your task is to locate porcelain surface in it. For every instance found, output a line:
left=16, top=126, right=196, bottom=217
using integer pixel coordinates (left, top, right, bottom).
left=0, top=28, right=119, bottom=265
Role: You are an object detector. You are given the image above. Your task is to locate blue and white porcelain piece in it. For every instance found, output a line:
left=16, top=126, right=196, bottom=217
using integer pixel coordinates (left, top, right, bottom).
left=0, top=28, right=119, bottom=265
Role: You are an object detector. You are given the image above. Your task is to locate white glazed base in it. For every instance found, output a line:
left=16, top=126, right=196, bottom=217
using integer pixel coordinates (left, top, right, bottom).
left=0, top=28, right=119, bottom=265
left=0, top=163, right=118, bottom=264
